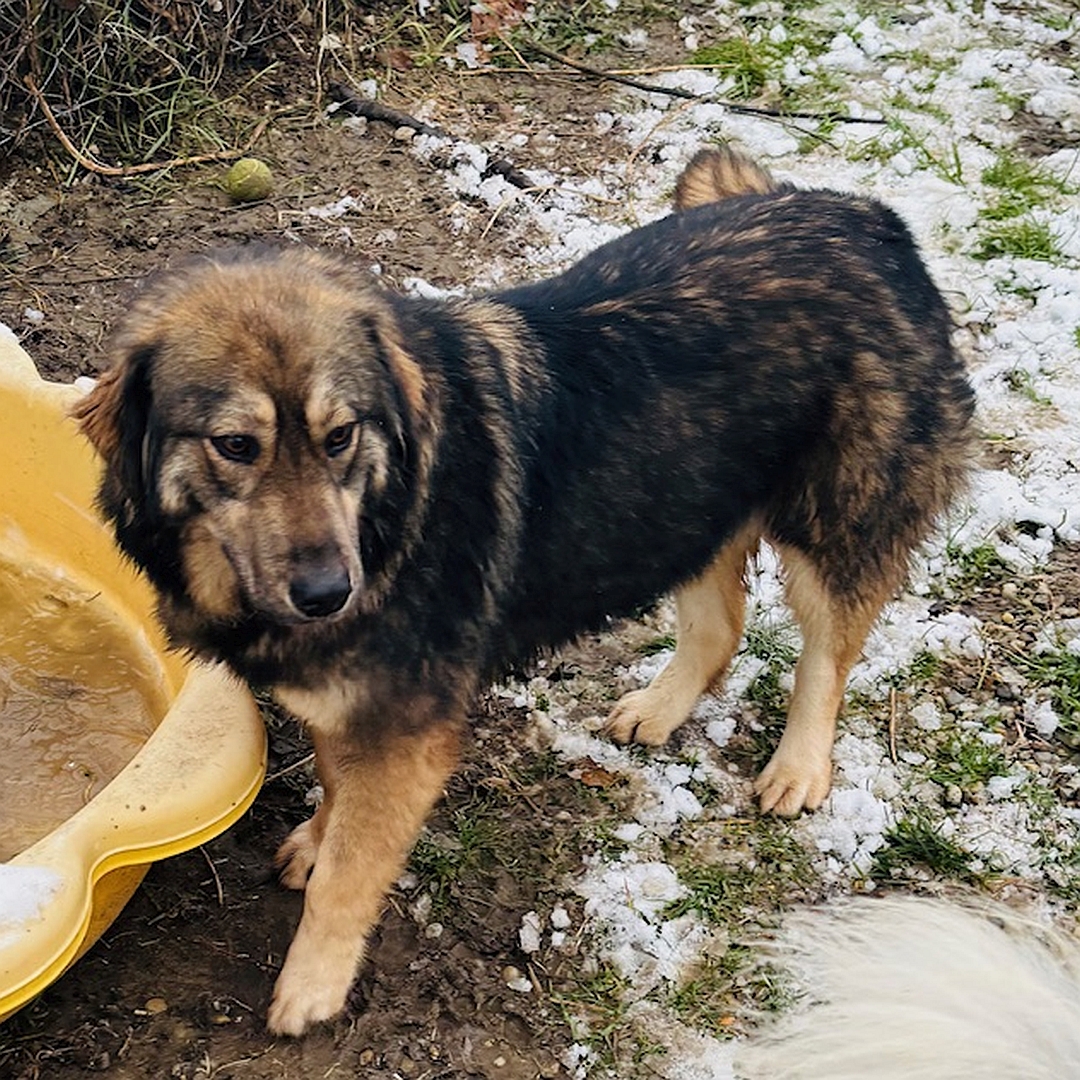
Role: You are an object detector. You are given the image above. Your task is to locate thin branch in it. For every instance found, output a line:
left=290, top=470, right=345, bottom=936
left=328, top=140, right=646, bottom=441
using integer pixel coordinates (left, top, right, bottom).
left=327, top=81, right=449, bottom=138
left=23, top=74, right=270, bottom=177
left=888, top=686, right=899, bottom=764
left=328, top=81, right=536, bottom=190
left=520, top=40, right=886, bottom=126
left=199, top=845, right=225, bottom=906
left=265, top=751, right=316, bottom=785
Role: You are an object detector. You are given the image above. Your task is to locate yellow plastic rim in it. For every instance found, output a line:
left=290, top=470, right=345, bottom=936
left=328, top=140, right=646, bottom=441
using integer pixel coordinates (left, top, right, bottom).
left=0, top=333, right=267, bottom=1023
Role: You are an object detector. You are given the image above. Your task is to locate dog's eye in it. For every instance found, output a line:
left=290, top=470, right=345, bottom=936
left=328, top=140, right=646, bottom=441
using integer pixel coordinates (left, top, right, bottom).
left=324, top=423, right=357, bottom=458
left=210, top=434, right=260, bottom=464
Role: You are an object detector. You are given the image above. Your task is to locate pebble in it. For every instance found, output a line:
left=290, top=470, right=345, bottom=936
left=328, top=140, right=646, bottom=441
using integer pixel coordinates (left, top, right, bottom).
left=144, top=997, right=168, bottom=1015
left=943, top=784, right=964, bottom=807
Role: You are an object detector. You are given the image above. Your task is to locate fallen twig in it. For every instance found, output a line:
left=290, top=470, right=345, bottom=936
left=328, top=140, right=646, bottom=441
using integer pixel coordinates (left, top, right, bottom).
left=264, top=751, right=316, bottom=785
left=483, top=155, right=536, bottom=191
left=888, top=686, right=899, bottom=764
left=328, top=81, right=536, bottom=190
left=23, top=74, right=270, bottom=177
left=199, top=845, right=225, bottom=907
left=328, top=81, right=449, bottom=137
left=520, top=40, right=886, bottom=126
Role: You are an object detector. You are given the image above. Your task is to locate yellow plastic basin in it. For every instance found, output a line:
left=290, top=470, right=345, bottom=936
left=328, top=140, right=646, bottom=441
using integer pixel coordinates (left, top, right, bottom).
left=0, top=331, right=267, bottom=1023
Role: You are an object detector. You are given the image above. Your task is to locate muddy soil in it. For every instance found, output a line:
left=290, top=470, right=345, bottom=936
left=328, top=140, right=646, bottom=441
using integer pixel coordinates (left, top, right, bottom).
left=0, top=58, right=659, bottom=1079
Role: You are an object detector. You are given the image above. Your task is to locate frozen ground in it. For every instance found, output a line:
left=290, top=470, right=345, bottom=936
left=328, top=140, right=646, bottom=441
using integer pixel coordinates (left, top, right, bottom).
left=392, top=2, right=1080, bottom=1075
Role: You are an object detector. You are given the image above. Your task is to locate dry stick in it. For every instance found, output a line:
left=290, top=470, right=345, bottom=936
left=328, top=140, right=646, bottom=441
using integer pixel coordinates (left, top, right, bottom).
left=328, top=81, right=537, bottom=191
left=264, top=751, right=316, bottom=785
left=328, top=81, right=450, bottom=137
left=521, top=40, right=887, bottom=126
left=888, top=685, right=899, bottom=764
left=23, top=74, right=270, bottom=178
left=199, top=845, right=226, bottom=906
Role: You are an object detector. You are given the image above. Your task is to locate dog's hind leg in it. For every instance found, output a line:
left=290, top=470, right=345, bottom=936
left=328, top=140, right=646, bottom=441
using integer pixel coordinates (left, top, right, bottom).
left=607, top=524, right=759, bottom=747
left=266, top=720, right=461, bottom=1036
left=754, top=545, right=892, bottom=817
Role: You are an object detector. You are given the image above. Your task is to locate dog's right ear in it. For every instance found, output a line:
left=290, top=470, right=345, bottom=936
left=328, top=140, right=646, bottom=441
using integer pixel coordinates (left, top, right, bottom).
left=71, top=345, right=159, bottom=516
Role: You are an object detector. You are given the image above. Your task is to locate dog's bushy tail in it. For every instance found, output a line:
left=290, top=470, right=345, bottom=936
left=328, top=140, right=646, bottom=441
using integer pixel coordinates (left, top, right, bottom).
left=673, top=146, right=790, bottom=210
left=735, top=895, right=1080, bottom=1080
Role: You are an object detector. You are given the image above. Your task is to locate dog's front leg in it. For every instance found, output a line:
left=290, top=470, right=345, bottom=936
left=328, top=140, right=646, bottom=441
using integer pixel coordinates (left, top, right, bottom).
left=267, top=720, right=461, bottom=1036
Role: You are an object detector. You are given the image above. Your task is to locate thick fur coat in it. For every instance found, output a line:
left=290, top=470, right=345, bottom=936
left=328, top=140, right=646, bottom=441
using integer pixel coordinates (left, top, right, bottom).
left=74, top=149, right=974, bottom=1033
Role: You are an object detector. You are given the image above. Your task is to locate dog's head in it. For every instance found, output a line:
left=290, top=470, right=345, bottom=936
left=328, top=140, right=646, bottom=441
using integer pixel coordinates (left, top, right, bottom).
left=75, top=246, right=436, bottom=639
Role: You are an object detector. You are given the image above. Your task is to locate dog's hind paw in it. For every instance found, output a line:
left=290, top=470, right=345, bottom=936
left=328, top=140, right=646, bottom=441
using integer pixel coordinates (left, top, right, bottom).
left=275, top=818, right=321, bottom=891
left=605, top=688, right=685, bottom=747
left=754, top=753, right=832, bottom=817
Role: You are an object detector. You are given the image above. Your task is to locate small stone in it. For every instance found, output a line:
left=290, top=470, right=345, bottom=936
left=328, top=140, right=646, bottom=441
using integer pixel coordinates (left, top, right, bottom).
left=943, top=783, right=964, bottom=807
left=393, top=125, right=416, bottom=141
left=144, top=996, right=168, bottom=1015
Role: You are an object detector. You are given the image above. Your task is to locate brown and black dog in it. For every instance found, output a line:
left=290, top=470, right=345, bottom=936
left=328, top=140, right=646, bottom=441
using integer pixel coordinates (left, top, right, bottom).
left=74, top=148, right=973, bottom=1034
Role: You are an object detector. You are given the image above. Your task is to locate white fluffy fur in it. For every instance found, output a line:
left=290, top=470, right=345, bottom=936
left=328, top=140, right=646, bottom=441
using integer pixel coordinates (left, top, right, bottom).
left=736, top=895, right=1080, bottom=1079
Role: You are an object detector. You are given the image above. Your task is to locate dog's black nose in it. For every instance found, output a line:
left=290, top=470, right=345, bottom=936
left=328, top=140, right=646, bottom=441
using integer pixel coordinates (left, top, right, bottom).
left=289, top=565, right=352, bottom=618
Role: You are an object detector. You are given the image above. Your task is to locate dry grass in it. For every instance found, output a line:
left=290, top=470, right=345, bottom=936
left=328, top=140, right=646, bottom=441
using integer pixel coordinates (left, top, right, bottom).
left=0, top=0, right=370, bottom=160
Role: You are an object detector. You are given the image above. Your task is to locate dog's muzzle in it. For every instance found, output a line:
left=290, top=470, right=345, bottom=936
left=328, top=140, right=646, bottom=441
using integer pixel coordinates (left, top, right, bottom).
left=288, top=560, right=353, bottom=619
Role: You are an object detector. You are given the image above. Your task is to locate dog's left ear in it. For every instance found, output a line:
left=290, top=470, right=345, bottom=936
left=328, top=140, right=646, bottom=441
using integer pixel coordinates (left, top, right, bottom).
left=71, top=345, right=159, bottom=516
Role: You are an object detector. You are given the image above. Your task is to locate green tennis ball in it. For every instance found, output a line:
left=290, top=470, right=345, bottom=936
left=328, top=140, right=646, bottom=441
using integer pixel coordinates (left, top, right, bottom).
left=224, top=158, right=274, bottom=202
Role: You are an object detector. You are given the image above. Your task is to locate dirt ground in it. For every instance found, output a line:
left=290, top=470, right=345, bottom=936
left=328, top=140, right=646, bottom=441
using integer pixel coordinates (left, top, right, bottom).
left=0, top=40, right=693, bottom=1080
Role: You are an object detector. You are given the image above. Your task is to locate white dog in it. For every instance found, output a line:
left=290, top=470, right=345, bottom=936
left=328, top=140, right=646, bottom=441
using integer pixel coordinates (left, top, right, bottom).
left=736, top=895, right=1080, bottom=1079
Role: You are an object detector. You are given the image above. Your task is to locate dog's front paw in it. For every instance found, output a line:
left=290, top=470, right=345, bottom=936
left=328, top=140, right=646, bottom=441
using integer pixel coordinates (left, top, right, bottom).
left=275, top=818, right=320, bottom=891
left=267, top=946, right=357, bottom=1036
left=605, top=688, right=684, bottom=747
left=754, top=751, right=832, bottom=817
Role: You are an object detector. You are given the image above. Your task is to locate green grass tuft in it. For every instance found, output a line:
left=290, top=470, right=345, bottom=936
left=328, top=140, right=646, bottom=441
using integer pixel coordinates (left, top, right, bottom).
left=871, top=813, right=979, bottom=882
left=974, top=218, right=1063, bottom=262
left=665, top=950, right=792, bottom=1038
left=1011, top=648, right=1080, bottom=738
left=690, top=39, right=770, bottom=99
left=945, top=541, right=1012, bottom=592
left=980, top=153, right=1072, bottom=220
left=928, top=732, right=1009, bottom=792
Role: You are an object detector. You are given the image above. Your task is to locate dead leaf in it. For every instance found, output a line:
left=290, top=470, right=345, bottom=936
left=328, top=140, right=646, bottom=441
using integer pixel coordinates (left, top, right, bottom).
left=377, top=47, right=414, bottom=71
left=471, top=0, right=528, bottom=42
left=573, top=758, right=621, bottom=789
